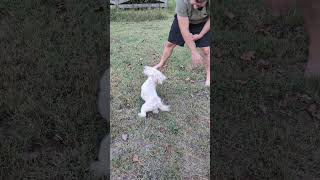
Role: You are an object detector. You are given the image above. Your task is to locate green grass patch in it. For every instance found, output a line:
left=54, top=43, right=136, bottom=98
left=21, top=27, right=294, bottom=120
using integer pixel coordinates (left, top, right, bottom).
left=110, top=17, right=210, bottom=178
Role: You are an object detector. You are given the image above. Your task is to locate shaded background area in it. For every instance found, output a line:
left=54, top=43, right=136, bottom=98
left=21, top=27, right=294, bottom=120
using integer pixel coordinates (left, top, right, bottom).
left=211, top=0, right=320, bottom=179
left=0, top=0, right=109, bottom=179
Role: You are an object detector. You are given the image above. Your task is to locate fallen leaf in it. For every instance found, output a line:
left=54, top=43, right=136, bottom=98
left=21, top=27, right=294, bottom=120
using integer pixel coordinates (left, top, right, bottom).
left=22, top=152, right=39, bottom=161
left=53, top=134, right=63, bottom=141
left=185, top=77, right=190, bottom=81
left=121, top=134, right=128, bottom=141
left=216, top=48, right=222, bottom=58
left=254, top=26, right=271, bottom=35
left=257, top=59, right=270, bottom=70
left=55, top=0, right=66, bottom=14
left=297, top=93, right=312, bottom=103
left=224, top=9, right=235, bottom=20
left=146, top=112, right=152, bottom=118
left=241, top=51, right=255, bottom=61
left=94, top=7, right=104, bottom=12
left=27, top=141, right=42, bottom=152
left=164, top=144, right=172, bottom=159
left=259, top=104, right=267, bottom=114
left=159, top=127, right=166, bottom=133
left=53, top=134, right=66, bottom=145
left=190, top=80, right=195, bottom=83
left=132, top=154, right=140, bottom=163
left=279, top=94, right=296, bottom=108
left=307, top=104, right=320, bottom=120
left=235, top=80, right=248, bottom=85
left=308, top=104, right=317, bottom=113
left=279, top=98, right=288, bottom=108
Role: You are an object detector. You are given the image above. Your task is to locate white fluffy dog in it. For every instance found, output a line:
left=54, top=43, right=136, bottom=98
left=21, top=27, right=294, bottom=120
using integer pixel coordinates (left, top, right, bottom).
left=138, top=66, right=170, bottom=117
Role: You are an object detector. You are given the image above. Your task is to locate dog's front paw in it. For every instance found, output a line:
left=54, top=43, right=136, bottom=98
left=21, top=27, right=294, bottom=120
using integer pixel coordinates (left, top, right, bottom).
left=138, top=113, right=146, bottom=117
left=160, top=105, right=170, bottom=112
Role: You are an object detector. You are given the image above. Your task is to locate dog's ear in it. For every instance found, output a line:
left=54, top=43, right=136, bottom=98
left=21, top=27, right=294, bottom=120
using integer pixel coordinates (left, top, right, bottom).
left=143, top=66, right=152, bottom=76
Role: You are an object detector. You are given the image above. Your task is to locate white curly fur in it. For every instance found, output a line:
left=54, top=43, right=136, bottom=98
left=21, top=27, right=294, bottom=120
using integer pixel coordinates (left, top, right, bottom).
left=138, top=66, right=170, bottom=117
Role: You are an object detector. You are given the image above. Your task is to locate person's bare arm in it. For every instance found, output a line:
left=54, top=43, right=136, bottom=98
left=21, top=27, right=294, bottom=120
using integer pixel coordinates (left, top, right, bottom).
left=177, top=15, right=202, bottom=64
left=192, top=18, right=210, bottom=41
left=177, top=15, right=197, bottom=52
left=200, top=17, right=210, bottom=36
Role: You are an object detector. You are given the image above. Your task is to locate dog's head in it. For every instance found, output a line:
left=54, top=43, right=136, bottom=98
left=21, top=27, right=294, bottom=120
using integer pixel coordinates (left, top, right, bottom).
left=143, top=66, right=166, bottom=84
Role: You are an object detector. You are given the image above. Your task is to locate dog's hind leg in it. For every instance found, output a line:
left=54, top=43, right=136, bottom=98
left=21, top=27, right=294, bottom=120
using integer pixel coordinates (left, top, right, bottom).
left=138, top=105, right=147, bottom=117
left=138, top=103, right=153, bottom=117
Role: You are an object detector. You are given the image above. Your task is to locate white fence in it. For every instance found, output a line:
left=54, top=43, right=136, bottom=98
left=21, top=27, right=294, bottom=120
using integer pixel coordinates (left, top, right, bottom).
left=110, top=0, right=167, bottom=9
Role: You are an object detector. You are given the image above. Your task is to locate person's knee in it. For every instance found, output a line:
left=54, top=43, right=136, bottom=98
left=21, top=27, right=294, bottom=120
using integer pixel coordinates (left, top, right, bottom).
left=165, top=42, right=176, bottom=49
left=201, top=47, right=210, bottom=57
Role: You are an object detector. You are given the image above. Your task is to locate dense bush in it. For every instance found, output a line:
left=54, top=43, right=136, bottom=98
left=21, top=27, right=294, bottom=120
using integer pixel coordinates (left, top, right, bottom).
left=111, top=9, right=168, bottom=21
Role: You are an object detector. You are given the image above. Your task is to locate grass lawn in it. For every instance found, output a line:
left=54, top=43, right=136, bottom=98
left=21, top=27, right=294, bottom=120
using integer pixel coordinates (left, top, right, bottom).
left=110, top=7, right=210, bottom=180
left=212, top=0, right=320, bottom=179
left=0, top=0, right=108, bottom=179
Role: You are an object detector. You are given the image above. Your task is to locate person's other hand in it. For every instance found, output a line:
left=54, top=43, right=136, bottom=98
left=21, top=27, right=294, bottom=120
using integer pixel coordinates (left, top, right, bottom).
left=192, top=34, right=203, bottom=41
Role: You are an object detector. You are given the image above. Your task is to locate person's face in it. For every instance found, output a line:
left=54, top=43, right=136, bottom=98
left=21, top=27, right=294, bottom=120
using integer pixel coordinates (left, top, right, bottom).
left=190, top=0, right=207, bottom=10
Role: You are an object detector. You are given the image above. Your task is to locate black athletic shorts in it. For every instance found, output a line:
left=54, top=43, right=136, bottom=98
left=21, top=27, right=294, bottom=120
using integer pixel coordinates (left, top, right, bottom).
left=168, top=14, right=210, bottom=48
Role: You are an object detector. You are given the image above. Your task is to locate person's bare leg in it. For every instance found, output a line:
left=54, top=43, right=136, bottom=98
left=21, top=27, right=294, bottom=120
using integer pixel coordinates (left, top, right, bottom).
left=299, top=0, right=320, bottom=77
left=153, top=41, right=176, bottom=69
left=200, top=47, right=210, bottom=86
